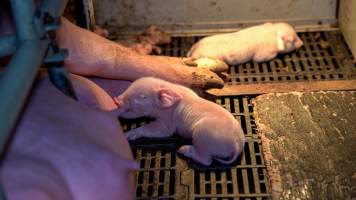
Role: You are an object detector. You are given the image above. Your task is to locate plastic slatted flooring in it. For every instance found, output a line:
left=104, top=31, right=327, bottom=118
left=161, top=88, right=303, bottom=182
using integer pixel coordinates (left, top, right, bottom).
left=121, top=96, right=271, bottom=200
left=121, top=31, right=355, bottom=199
left=160, top=31, right=356, bottom=85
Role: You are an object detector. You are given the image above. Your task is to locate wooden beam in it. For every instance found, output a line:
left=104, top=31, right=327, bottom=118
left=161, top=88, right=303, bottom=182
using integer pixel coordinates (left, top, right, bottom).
left=207, top=80, right=356, bottom=96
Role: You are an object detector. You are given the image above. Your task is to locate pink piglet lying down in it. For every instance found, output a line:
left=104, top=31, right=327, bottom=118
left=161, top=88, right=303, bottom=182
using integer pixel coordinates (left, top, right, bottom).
left=113, top=77, right=245, bottom=166
left=187, top=22, right=303, bottom=65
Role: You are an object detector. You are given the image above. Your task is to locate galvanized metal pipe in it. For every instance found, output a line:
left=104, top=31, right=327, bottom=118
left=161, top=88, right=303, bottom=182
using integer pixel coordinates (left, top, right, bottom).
left=40, top=0, right=68, bottom=17
left=0, top=0, right=69, bottom=198
left=0, top=35, right=17, bottom=58
left=74, top=0, right=95, bottom=30
left=0, top=0, right=68, bottom=58
left=0, top=40, right=49, bottom=150
left=10, top=0, right=37, bottom=41
left=0, top=0, right=69, bottom=151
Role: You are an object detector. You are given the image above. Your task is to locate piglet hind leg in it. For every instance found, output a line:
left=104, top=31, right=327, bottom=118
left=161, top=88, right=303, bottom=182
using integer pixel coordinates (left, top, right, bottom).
left=178, top=145, right=213, bottom=166
left=179, top=117, right=238, bottom=166
left=125, top=120, right=174, bottom=140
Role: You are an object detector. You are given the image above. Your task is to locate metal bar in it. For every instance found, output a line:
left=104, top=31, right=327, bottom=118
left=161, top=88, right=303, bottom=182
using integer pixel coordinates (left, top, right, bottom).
left=207, top=80, right=356, bottom=96
left=0, top=0, right=69, bottom=199
left=74, top=0, right=89, bottom=29
left=0, top=35, right=17, bottom=58
left=74, top=0, right=95, bottom=30
left=10, top=0, right=37, bottom=41
left=40, top=0, right=68, bottom=18
left=0, top=0, right=65, bottom=58
left=0, top=40, right=49, bottom=151
left=48, top=66, right=78, bottom=100
left=0, top=1, right=70, bottom=143
left=0, top=0, right=69, bottom=151
left=0, top=183, right=5, bottom=200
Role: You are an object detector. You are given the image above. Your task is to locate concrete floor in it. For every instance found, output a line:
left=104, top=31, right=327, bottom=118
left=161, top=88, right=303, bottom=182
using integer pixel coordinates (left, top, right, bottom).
left=253, top=91, right=356, bottom=200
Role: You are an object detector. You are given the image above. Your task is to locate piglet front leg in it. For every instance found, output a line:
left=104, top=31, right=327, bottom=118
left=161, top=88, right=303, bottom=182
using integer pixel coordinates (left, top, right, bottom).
left=126, top=120, right=174, bottom=140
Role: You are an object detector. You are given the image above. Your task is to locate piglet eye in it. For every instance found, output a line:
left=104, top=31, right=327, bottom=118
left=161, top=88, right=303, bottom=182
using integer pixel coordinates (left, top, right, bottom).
left=139, top=94, right=147, bottom=99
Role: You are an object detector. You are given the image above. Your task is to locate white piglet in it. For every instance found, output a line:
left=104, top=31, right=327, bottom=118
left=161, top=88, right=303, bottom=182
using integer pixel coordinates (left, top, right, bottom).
left=187, top=22, right=303, bottom=65
left=113, top=77, right=245, bottom=166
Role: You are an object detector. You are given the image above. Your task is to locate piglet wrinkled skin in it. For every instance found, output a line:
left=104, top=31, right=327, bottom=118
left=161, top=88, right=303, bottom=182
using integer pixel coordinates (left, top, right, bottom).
left=187, top=22, right=303, bottom=65
left=0, top=75, right=138, bottom=200
left=114, top=77, right=245, bottom=166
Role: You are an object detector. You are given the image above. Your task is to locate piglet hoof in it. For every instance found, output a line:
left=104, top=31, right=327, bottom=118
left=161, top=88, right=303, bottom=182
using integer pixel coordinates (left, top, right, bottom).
left=125, top=131, right=140, bottom=140
left=218, top=72, right=231, bottom=82
left=195, top=58, right=228, bottom=73
left=182, top=57, right=229, bottom=73
left=178, top=145, right=194, bottom=158
left=182, top=57, right=198, bottom=66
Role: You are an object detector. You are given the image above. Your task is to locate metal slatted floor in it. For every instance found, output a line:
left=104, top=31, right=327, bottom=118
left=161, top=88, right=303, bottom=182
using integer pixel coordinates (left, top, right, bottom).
left=121, top=96, right=271, bottom=200
left=159, top=31, right=356, bottom=85
left=121, top=30, right=355, bottom=199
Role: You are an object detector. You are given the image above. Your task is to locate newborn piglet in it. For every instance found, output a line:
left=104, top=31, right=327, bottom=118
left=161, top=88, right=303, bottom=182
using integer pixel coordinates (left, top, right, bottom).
left=113, top=77, right=245, bottom=166
left=187, top=22, right=303, bottom=65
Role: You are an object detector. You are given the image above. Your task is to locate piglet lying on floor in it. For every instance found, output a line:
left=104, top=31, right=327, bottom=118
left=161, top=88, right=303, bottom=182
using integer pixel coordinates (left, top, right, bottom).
left=187, top=22, right=303, bottom=65
left=113, top=77, right=245, bottom=166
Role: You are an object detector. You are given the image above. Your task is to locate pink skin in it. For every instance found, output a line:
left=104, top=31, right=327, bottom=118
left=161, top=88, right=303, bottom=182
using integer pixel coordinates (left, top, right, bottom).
left=0, top=3, right=222, bottom=198
left=0, top=75, right=139, bottom=200
left=70, top=74, right=118, bottom=111
left=93, top=25, right=110, bottom=38
left=113, top=77, right=245, bottom=166
left=56, top=17, right=224, bottom=89
left=0, top=8, right=224, bottom=89
left=88, top=77, right=132, bottom=98
left=187, top=22, right=303, bottom=65
left=70, top=75, right=134, bottom=113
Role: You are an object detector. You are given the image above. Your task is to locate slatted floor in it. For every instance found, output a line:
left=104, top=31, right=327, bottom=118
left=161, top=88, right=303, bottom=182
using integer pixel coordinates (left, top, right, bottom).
left=120, top=30, right=355, bottom=199
left=121, top=96, right=271, bottom=200
left=160, top=31, right=356, bottom=85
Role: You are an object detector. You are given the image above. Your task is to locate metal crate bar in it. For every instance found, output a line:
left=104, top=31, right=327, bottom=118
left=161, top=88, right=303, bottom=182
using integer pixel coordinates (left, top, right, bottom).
left=0, top=0, right=68, bottom=171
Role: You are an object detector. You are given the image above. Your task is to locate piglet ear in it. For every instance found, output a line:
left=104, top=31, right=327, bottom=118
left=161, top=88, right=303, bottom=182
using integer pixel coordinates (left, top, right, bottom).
left=277, top=34, right=285, bottom=51
left=156, top=88, right=182, bottom=108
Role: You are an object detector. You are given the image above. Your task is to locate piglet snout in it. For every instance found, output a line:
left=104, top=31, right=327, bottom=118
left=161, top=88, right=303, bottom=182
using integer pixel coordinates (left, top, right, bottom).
left=113, top=97, right=124, bottom=107
left=112, top=97, right=130, bottom=116
left=295, top=37, right=303, bottom=48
